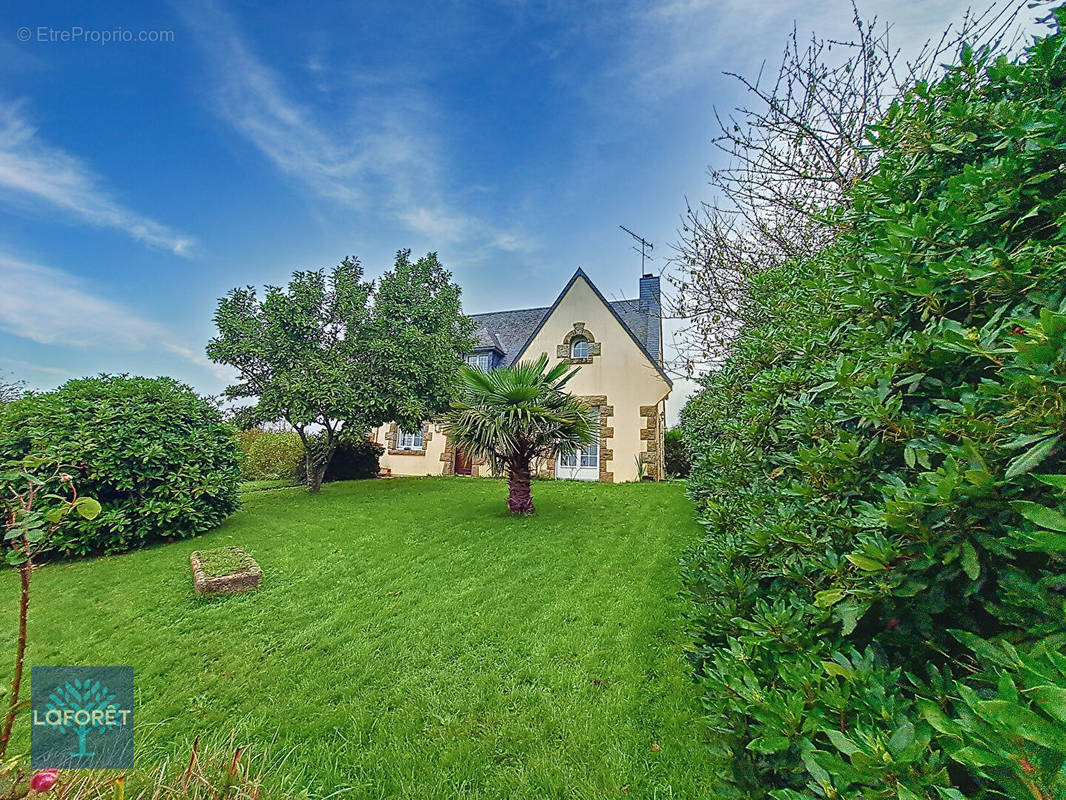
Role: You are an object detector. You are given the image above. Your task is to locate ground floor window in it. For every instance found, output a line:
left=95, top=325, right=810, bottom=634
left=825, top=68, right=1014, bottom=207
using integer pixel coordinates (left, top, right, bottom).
left=557, top=412, right=599, bottom=479
left=397, top=426, right=424, bottom=450
left=580, top=439, right=599, bottom=467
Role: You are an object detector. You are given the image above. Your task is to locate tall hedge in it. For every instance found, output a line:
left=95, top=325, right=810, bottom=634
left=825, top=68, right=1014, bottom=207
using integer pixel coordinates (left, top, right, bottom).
left=681, top=24, right=1066, bottom=800
left=0, top=375, right=241, bottom=555
left=237, top=428, right=304, bottom=481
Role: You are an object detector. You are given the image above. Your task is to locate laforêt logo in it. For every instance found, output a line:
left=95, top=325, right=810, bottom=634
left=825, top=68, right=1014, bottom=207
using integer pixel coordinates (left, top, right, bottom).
left=31, top=666, right=134, bottom=769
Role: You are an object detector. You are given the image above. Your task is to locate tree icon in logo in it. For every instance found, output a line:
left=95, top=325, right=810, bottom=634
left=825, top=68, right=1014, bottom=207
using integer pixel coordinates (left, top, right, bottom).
left=44, top=679, right=123, bottom=758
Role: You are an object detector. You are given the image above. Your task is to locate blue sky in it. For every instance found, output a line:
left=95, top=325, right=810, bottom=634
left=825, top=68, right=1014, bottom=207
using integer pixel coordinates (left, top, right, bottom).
left=0, top=0, right=1026, bottom=420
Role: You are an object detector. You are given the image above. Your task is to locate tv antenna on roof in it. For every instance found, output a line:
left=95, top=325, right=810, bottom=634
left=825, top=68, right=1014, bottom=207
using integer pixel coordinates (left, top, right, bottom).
left=619, top=225, right=654, bottom=275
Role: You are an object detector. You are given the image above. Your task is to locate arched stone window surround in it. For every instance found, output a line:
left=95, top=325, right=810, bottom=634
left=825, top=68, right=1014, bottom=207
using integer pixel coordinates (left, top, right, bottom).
left=555, top=322, right=602, bottom=364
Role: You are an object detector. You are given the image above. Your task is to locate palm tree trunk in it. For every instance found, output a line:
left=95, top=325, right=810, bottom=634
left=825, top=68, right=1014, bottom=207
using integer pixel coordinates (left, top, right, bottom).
left=506, top=460, right=534, bottom=514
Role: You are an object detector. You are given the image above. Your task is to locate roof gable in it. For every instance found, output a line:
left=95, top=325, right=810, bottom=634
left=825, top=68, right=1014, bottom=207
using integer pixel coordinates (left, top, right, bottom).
left=511, top=268, right=672, bottom=387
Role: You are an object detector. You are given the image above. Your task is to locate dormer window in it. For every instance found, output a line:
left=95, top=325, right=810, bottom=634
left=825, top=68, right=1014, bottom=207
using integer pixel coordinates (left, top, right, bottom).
left=570, top=337, right=589, bottom=359
left=465, top=353, right=493, bottom=371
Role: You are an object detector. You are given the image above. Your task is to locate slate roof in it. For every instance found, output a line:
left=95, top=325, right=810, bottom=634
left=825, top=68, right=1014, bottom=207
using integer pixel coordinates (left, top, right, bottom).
left=469, top=287, right=660, bottom=371
left=469, top=305, right=551, bottom=362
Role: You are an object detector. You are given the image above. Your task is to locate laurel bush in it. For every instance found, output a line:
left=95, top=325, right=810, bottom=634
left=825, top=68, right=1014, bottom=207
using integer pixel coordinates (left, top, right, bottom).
left=323, top=437, right=383, bottom=482
left=0, top=375, right=241, bottom=556
left=664, top=427, right=691, bottom=478
left=681, top=21, right=1066, bottom=799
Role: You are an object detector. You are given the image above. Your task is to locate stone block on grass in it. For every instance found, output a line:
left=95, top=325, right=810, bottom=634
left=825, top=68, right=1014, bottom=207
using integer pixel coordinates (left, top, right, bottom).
left=190, top=546, right=261, bottom=595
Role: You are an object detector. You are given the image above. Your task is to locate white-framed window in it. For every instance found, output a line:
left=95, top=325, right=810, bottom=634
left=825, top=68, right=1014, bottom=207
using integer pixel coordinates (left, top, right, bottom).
left=397, top=426, right=424, bottom=451
left=570, top=337, right=589, bottom=358
left=556, top=410, right=599, bottom=480
left=580, top=438, right=599, bottom=468
left=465, top=353, right=493, bottom=371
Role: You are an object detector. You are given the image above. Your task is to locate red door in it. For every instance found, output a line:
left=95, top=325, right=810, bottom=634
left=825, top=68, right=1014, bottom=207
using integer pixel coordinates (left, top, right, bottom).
left=454, top=448, right=473, bottom=476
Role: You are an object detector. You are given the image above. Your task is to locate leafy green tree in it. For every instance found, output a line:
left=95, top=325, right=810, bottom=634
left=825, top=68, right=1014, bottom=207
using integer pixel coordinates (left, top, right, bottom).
left=208, top=251, right=474, bottom=492
left=442, top=354, right=597, bottom=514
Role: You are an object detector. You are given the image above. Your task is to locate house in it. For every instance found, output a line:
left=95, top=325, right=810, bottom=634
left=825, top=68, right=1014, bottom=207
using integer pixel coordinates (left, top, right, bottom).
left=372, top=269, right=671, bottom=482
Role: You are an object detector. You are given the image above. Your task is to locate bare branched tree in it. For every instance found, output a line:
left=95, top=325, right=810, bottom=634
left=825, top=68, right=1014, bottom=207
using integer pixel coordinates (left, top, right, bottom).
left=0, top=373, right=26, bottom=404
left=668, top=1, right=1059, bottom=376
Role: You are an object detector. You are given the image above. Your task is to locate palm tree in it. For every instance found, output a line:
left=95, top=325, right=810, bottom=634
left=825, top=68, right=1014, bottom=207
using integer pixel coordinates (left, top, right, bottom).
left=442, top=354, right=598, bottom=514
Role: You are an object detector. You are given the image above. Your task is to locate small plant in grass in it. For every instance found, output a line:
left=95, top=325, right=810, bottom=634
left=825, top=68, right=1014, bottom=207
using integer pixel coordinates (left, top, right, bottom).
left=2, top=737, right=264, bottom=800
left=0, top=457, right=100, bottom=761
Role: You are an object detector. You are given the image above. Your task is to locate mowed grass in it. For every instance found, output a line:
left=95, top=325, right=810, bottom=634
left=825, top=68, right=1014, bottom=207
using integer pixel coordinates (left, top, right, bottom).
left=1, top=477, right=713, bottom=799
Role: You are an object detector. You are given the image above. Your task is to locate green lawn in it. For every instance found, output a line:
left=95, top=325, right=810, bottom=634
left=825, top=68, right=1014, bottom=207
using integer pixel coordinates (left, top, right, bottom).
left=240, top=478, right=301, bottom=492
left=2, top=477, right=713, bottom=799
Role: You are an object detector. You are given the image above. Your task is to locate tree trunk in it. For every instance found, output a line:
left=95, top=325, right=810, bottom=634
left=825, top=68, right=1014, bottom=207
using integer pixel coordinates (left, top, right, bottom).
left=506, top=460, right=534, bottom=514
left=0, top=560, right=31, bottom=760
left=305, top=443, right=337, bottom=493
left=306, top=458, right=327, bottom=493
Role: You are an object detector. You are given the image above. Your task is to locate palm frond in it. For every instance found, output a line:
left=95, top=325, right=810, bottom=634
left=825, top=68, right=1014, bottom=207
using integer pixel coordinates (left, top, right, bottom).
left=442, top=356, right=598, bottom=473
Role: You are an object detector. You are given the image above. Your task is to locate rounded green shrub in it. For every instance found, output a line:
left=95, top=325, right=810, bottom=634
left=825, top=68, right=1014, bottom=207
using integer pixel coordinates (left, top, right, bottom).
left=0, top=375, right=242, bottom=555
left=324, top=437, right=383, bottom=482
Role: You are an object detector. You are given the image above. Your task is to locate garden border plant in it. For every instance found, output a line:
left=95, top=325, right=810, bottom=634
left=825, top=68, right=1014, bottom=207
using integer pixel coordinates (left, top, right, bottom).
left=0, top=457, right=99, bottom=761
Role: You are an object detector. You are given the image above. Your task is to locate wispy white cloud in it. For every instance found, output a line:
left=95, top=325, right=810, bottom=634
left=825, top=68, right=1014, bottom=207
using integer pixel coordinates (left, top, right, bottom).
left=587, top=0, right=1049, bottom=103
left=0, top=100, right=196, bottom=255
left=0, top=253, right=231, bottom=380
left=0, top=357, right=72, bottom=379
left=176, top=0, right=533, bottom=254
left=399, top=206, right=534, bottom=253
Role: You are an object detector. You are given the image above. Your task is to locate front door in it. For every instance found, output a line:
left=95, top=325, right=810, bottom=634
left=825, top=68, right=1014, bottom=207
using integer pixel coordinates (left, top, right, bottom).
left=454, top=448, right=473, bottom=476
left=556, top=441, right=599, bottom=481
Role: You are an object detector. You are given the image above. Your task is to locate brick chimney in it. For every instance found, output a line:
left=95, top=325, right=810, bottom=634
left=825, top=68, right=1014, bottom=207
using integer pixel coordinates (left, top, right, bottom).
left=638, top=273, right=662, bottom=364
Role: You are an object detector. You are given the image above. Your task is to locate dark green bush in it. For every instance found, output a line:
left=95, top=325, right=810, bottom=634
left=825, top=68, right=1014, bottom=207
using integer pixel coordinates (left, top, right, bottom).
left=681, top=24, right=1066, bottom=800
left=237, top=428, right=304, bottom=481
left=236, top=427, right=381, bottom=484
left=324, top=437, right=383, bottom=482
left=664, top=427, right=690, bottom=478
left=0, top=375, right=241, bottom=555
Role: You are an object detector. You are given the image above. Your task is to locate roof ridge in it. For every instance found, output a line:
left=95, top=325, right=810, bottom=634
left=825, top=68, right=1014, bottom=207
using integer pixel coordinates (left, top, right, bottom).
left=469, top=305, right=549, bottom=318
left=470, top=297, right=641, bottom=319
